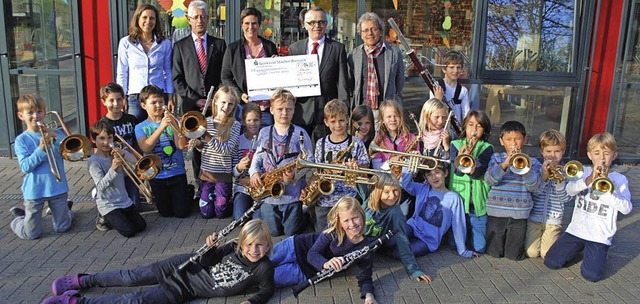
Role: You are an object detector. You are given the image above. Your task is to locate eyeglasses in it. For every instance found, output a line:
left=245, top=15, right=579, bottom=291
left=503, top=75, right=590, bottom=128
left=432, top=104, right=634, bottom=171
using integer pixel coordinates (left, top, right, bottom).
left=306, top=20, right=328, bottom=27
left=360, top=27, right=380, bottom=34
left=189, top=15, right=208, bottom=21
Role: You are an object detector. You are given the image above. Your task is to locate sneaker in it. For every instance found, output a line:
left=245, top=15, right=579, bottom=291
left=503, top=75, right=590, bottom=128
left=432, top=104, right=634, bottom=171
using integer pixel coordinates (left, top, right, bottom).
left=44, top=200, right=73, bottom=216
left=10, top=207, right=25, bottom=218
left=95, top=215, right=111, bottom=231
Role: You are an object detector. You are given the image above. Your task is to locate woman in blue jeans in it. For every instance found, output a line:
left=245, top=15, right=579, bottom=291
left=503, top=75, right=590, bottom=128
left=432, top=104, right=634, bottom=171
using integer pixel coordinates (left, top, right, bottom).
left=117, top=4, right=174, bottom=121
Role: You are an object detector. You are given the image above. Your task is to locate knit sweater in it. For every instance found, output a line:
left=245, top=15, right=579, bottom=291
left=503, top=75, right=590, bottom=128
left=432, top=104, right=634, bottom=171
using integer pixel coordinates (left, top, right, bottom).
left=484, top=152, right=543, bottom=219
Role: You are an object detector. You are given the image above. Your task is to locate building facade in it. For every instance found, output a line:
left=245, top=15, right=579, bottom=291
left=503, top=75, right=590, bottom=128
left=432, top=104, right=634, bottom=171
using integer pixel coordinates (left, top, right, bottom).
left=0, top=0, right=636, bottom=162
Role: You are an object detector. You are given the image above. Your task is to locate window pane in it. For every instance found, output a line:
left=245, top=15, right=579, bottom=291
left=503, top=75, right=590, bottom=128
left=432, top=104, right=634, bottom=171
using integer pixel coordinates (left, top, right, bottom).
left=484, top=0, right=575, bottom=72
left=365, top=0, right=475, bottom=79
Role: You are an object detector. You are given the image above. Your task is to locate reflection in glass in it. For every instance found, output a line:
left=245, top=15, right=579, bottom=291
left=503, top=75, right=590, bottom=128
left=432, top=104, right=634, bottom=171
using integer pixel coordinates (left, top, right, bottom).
left=484, top=0, right=575, bottom=72
left=10, top=0, right=74, bottom=69
left=16, top=74, right=80, bottom=134
left=613, top=2, right=640, bottom=156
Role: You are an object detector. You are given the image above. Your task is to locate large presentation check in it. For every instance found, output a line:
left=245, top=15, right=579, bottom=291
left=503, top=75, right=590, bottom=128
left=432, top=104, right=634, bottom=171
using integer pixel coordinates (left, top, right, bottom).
left=245, top=55, right=321, bottom=101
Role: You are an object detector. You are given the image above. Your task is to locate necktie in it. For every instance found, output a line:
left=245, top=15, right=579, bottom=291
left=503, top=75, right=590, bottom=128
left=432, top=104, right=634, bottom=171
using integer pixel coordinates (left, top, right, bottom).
left=196, top=37, right=207, bottom=75
left=311, top=42, right=319, bottom=55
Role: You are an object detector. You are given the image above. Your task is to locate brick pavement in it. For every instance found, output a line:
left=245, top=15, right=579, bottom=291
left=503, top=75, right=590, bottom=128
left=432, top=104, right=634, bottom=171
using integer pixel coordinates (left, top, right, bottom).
left=1, top=157, right=639, bottom=304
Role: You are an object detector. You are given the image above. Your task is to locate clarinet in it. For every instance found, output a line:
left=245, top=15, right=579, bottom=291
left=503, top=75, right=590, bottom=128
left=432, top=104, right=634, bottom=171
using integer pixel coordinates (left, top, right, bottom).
left=176, top=201, right=263, bottom=272
left=387, top=18, right=462, bottom=135
left=291, top=230, right=395, bottom=297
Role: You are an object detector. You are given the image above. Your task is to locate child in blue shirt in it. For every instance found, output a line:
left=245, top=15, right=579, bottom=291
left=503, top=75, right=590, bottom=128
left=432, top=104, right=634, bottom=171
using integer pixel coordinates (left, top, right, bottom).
left=10, top=94, right=74, bottom=240
left=400, top=163, right=479, bottom=258
left=525, top=129, right=571, bottom=259
left=135, top=85, right=189, bottom=218
left=484, top=121, right=543, bottom=260
left=271, top=197, right=377, bottom=303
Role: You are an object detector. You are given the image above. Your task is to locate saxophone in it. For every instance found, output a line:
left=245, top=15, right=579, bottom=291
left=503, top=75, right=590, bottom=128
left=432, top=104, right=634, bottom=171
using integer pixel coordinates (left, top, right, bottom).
left=300, top=139, right=356, bottom=206
left=391, top=112, right=421, bottom=178
left=248, top=132, right=308, bottom=200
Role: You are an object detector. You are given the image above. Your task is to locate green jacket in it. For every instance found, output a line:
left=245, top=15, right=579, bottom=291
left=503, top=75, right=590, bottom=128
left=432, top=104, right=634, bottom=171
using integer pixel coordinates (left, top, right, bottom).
left=449, top=139, right=493, bottom=216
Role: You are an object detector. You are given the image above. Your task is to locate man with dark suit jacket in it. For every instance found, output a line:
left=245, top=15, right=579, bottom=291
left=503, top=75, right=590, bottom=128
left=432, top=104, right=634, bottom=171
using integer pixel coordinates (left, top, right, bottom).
left=173, top=0, right=227, bottom=114
left=172, top=0, right=226, bottom=198
left=287, top=7, right=349, bottom=140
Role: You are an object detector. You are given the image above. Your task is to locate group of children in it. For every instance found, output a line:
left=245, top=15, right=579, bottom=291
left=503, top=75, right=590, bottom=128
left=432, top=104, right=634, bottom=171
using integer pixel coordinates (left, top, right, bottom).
left=10, top=50, right=633, bottom=303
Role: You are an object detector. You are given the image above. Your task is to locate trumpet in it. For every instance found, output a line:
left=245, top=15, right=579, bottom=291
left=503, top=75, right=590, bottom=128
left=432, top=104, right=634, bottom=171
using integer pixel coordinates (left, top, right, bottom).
left=591, top=161, right=614, bottom=199
left=564, top=160, right=584, bottom=181
left=113, top=134, right=162, bottom=202
left=547, top=163, right=566, bottom=182
left=296, top=159, right=388, bottom=188
left=37, top=111, right=92, bottom=181
left=510, top=147, right=532, bottom=175
left=454, top=132, right=477, bottom=174
left=369, top=142, right=450, bottom=176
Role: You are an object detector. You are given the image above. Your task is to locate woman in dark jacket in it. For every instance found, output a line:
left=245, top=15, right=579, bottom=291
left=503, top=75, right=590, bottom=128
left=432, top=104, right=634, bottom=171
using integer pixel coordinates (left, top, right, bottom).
left=221, top=7, right=278, bottom=126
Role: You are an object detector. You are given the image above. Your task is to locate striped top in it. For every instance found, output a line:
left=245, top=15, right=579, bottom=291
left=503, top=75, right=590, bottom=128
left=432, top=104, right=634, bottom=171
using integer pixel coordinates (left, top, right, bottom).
left=529, top=179, right=571, bottom=225
left=200, top=118, right=241, bottom=175
left=484, top=152, right=543, bottom=219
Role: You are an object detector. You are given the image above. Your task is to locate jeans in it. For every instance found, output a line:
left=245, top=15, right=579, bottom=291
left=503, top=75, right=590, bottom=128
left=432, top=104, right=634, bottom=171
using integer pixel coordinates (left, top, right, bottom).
left=199, top=181, right=232, bottom=219
left=271, top=237, right=307, bottom=287
left=544, top=232, right=610, bottom=282
left=11, top=193, right=73, bottom=240
left=80, top=254, right=192, bottom=304
left=104, top=205, right=147, bottom=238
left=466, top=213, right=488, bottom=253
left=524, top=220, right=563, bottom=258
left=260, top=202, right=303, bottom=236
left=127, top=94, right=147, bottom=122
left=485, top=216, right=527, bottom=260
left=232, top=192, right=260, bottom=220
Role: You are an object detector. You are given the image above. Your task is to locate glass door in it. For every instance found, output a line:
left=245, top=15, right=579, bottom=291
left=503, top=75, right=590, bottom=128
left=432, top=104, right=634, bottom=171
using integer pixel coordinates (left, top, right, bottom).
left=4, top=0, right=85, bottom=140
left=611, top=0, right=640, bottom=157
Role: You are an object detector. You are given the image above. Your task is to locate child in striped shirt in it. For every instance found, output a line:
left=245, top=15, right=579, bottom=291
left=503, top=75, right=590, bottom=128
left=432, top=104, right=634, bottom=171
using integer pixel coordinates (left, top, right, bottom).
left=484, top=121, right=543, bottom=260
left=193, top=86, right=241, bottom=218
left=525, top=129, right=571, bottom=259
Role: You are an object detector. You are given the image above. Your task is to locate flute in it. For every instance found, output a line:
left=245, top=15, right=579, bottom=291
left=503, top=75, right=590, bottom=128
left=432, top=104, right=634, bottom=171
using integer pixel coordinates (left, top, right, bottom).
left=176, top=201, right=263, bottom=272
left=433, top=110, right=454, bottom=157
left=291, top=230, right=394, bottom=297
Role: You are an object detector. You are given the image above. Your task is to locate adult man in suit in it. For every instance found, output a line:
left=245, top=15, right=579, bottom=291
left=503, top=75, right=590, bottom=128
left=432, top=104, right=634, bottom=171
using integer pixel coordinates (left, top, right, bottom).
left=172, top=0, right=226, bottom=198
left=173, top=0, right=227, bottom=114
left=288, top=7, right=349, bottom=140
left=348, top=12, right=405, bottom=121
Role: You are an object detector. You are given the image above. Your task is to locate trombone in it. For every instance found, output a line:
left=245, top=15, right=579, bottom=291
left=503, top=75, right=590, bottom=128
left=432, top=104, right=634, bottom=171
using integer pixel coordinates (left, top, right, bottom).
left=296, top=159, right=388, bottom=189
left=369, top=142, right=450, bottom=175
left=37, top=111, right=92, bottom=181
left=113, top=134, right=162, bottom=203
left=454, top=132, right=477, bottom=174
left=509, top=147, right=532, bottom=175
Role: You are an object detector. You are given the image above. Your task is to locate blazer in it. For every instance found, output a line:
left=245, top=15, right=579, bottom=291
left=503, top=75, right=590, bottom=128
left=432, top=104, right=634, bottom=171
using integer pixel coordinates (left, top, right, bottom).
left=221, top=36, right=278, bottom=96
left=172, top=34, right=227, bottom=113
left=348, top=41, right=405, bottom=110
left=287, top=37, right=349, bottom=126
